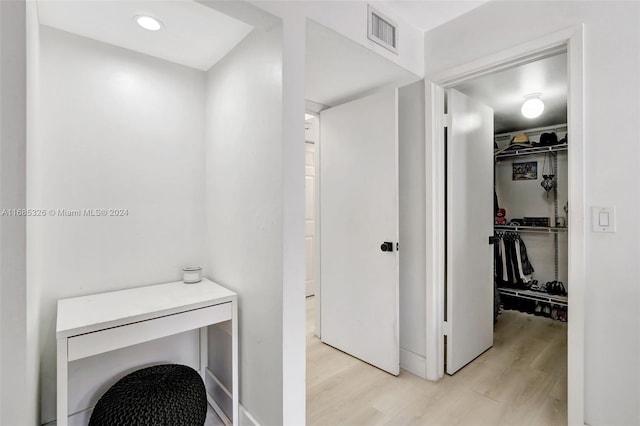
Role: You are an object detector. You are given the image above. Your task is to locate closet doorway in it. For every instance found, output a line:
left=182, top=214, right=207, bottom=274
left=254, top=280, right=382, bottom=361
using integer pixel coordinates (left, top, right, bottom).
left=446, top=54, right=570, bottom=418
left=447, top=51, right=569, bottom=371
left=427, top=27, right=585, bottom=425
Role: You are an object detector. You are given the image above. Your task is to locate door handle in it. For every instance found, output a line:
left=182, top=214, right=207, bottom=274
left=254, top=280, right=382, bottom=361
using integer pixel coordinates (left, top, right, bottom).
left=380, top=242, right=394, bottom=252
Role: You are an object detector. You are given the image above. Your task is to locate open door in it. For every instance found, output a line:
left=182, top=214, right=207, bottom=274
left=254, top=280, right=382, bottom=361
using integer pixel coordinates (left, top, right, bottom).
left=320, top=89, right=399, bottom=375
left=446, top=88, right=494, bottom=375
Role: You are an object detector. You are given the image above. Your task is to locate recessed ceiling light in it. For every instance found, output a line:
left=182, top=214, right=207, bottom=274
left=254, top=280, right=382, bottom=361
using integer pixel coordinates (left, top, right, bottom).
left=135, top=15, right=163, bottom=31
left=521, top=93, right=544, bottom=119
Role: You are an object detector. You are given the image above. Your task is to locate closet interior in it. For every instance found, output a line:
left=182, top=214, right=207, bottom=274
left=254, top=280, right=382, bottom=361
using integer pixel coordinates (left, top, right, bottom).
left=494, top=124, right=568, bottom=321
left=454, top=52, right=569, bottom=324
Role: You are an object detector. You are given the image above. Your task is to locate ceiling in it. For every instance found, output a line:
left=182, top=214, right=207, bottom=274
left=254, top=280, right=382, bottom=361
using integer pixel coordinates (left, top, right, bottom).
left=36, top=0, right=254, bottom=71
left=382, top=0, right=490, bottom=32
left=306, top=20, right=419, bottom=109
left=454, top=53, right=568, bottom=134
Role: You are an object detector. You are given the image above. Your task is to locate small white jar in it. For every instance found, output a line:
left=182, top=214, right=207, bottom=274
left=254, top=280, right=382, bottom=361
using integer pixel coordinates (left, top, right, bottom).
left=182, top=266, right=202, bottom=284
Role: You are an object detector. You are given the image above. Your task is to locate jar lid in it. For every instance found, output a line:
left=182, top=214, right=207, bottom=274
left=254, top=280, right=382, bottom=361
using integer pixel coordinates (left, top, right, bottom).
left=183, top=266, right=202, bottom=272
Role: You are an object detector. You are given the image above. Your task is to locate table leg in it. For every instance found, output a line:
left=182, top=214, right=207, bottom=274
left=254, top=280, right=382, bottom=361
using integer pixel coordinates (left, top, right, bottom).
left=57, top=337, right=68, bottom=426
left=232, top=300, right=238, bottom=425
left=199, top=327, right=208, bottom=384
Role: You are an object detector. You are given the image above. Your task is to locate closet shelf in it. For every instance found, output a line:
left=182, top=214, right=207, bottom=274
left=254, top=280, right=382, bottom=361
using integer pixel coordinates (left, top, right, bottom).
left=495, top=143, right=568, bottom=159
left=498, top=287, right=568, bottom=307
left=495, top=225, right=567, bottom=233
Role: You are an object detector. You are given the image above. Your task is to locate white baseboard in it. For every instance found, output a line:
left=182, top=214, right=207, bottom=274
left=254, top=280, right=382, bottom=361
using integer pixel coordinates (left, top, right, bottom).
left=239, top=404, right=261, bottom=426
left=399, top=348, right=426, bottom=379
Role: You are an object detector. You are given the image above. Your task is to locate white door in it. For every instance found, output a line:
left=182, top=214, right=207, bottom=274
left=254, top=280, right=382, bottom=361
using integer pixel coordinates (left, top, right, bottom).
left=446, top=88, right=494, bottom=374
left=320, top=89, right=399, bottom=375
left=305, top=141, right=316, bottom=297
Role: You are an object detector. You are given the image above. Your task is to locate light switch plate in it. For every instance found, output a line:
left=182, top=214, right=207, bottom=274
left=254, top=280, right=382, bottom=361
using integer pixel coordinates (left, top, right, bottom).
left=592, top=206, right=616, bottom=232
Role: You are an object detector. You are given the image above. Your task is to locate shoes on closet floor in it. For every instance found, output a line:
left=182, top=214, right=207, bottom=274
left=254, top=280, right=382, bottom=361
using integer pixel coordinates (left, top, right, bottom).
left=534, top=302, right=543, bottom=316
left=519, top=299, right=535, bottom=314
left=559, top=307, right=568, bottom=322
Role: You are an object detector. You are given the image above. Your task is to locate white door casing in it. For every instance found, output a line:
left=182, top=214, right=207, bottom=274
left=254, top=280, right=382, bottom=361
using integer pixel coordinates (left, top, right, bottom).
left=446, top=88, right=494, bottom=375
left=305, top=140, right=316, bottom=297
left=320, top=89, right=400, bottom=375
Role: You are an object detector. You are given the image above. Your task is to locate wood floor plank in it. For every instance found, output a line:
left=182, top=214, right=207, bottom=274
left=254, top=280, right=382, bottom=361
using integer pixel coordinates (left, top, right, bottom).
left=307, top=297, right=567, bottom=426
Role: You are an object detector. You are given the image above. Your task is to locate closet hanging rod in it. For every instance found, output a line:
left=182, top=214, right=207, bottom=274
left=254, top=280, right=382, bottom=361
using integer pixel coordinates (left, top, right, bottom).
left=495, top=143, right=568, bottom=159
left=495, top=225, right=568, bottom=233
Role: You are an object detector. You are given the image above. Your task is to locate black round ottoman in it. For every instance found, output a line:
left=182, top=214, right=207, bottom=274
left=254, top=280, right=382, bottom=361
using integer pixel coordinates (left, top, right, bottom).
left=89, top=364, right=207, bottom=426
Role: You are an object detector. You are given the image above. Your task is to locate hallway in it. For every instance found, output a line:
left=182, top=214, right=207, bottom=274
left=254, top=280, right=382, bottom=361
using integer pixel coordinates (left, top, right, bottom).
left=306, top=297, right=567, bottom=425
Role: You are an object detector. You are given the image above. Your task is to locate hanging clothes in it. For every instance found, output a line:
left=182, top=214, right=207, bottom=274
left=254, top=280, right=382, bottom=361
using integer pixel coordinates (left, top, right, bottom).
left=494, top=232, right=534, bottom=288
left=518, top=238, right=534, bottom=276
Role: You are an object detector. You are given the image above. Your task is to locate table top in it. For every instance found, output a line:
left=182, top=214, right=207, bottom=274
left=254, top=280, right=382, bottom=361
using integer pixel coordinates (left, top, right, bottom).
left=57, top=278, right=236, bottom=338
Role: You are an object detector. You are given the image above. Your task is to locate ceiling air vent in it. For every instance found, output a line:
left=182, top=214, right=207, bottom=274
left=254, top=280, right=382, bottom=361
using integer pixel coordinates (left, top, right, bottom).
left=367, top=5, right=398, bottom=54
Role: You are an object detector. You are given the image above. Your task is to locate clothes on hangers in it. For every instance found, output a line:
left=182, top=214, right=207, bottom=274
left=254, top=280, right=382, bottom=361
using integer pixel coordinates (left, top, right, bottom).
left=494, top=232, right=534, bottom=288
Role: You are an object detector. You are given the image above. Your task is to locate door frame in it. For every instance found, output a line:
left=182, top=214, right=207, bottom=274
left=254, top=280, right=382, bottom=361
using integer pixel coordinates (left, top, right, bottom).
left=304, top=113, right=322, bottom=337
left=424, top=25, right=585, bottom=426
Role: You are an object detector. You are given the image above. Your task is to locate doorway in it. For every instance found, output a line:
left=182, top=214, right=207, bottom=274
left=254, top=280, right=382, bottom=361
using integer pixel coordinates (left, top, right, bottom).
left=426, top=27, right=585, bottom=425
left=437, top=52, right=571, bottom=420
left=304, top=17, right=421, bottom=423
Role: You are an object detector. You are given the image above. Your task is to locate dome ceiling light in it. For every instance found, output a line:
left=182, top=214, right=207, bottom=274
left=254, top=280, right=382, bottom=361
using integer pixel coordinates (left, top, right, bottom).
left=521, top=93, right=544, bottom=119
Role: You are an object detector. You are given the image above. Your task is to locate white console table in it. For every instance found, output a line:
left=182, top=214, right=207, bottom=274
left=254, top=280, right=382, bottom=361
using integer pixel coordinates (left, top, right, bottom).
left=56, top=278, right=238, bottom=425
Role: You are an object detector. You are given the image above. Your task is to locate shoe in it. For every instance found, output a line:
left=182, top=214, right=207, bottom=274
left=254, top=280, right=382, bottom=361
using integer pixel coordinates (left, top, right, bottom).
left=534, top=302, right=543, bottom=316
left=560, top=307, right=568, bottom=322
left=551, top=306, right=559, bottom=320
left=556, top=281, right=567, bottom=296
left=542, top=304, right=551, bottom=317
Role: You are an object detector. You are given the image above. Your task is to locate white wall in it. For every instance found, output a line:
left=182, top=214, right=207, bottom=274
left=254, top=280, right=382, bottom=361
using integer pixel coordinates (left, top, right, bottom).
left=26, top=1, right=41, bottom=425
left=195, top=5, right=304, bottom=423
left=280, top=14, right=307, bottom=426
left=0, top=0, right=29, bottom=424
left=252, top=0, right=424, bottom=77
left=424, top=1, right=640, bottom=424
left=398, top=81, right=427, bottom=374
left=36, top=26, right=206, bottom=423
left=204, top=25, right=284, bottom=426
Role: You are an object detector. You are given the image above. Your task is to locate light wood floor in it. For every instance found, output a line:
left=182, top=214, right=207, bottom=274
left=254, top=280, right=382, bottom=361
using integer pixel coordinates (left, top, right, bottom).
left=306, top=296, right=567, bottom=426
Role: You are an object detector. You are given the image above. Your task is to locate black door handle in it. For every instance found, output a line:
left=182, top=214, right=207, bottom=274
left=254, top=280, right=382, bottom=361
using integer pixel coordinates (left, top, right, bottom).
left=380, top=242, right=394, bottom=252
